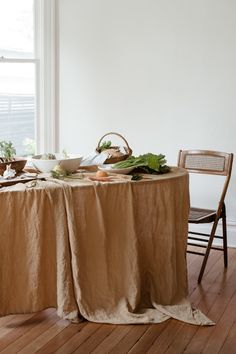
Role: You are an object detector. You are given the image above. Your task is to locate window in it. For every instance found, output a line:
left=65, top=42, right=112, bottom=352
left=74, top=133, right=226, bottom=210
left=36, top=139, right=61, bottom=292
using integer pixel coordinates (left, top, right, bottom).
left=0, top=0, right=58, bottom=156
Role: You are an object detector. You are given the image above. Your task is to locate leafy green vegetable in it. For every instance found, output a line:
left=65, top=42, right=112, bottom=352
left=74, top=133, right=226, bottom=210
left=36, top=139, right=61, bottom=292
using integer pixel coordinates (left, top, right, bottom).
left=99, top=140, right=112, bottom=151
left=113, top=153, right=170, bottom=174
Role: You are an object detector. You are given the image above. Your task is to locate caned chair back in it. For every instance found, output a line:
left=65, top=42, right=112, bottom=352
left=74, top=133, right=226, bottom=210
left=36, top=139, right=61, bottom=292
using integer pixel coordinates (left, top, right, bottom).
left=178, top=150, right=233, bottom=216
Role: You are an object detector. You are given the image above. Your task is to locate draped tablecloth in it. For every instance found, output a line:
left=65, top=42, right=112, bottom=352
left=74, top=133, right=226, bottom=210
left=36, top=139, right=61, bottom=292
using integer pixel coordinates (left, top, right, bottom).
left=0, top=167, right=213, bottom=325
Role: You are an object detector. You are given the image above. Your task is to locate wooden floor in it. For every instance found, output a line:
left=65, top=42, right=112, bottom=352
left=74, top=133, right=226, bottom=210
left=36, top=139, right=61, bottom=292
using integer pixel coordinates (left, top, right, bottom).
left=1, top=248, right=236, bottom=354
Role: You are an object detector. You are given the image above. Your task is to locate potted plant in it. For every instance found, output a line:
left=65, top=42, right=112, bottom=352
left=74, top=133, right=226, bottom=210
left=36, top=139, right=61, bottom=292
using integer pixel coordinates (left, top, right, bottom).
left=0, top=140, right=27, bottom=176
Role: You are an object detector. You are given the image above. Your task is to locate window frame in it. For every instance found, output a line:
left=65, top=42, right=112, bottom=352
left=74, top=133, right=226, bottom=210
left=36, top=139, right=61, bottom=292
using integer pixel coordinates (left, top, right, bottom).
left=35, top=0, right=59, bottom=154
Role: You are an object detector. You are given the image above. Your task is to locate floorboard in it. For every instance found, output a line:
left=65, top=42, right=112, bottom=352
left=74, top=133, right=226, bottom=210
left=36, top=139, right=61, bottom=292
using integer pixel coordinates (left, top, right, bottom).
left=1, top=248, right=236, bottom=353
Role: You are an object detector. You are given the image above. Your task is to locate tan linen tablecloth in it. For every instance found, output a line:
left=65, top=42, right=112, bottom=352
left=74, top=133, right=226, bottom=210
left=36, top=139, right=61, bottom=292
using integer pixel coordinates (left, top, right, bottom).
left=0, top=167, right=213, bottom=325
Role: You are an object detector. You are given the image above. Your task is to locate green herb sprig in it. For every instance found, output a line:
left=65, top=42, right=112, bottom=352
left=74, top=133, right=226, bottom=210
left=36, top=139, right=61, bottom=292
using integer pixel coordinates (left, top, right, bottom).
left=51, top=169, right=69, bottom=179
left=51, top=169, right=84, bottom=180
left=0, top=141, right=16, bottom=162
left=100, top=140, right=112, bottom=151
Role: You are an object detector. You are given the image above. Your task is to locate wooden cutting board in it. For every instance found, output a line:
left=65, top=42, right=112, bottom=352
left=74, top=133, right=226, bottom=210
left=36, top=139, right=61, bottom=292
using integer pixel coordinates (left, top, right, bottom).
left=0, top=173, right=43, bottom=188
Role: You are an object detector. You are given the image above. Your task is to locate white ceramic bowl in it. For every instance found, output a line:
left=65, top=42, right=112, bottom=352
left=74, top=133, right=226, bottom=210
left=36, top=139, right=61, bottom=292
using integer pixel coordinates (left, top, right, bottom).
left=32, top=154, right=83, bottom=173
left=60, top=155, right=83, bottom=173
left=98, top=164, right=134, bottom=175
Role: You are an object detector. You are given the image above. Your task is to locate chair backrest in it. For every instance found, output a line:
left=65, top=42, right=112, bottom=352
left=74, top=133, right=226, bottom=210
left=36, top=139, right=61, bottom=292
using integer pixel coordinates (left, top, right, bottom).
left=178, top=150, right=233, bottom=215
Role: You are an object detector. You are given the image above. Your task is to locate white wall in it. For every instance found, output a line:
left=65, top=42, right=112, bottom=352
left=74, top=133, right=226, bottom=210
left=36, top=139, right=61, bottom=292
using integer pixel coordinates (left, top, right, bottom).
left=59, top=0, right=236, bottom=244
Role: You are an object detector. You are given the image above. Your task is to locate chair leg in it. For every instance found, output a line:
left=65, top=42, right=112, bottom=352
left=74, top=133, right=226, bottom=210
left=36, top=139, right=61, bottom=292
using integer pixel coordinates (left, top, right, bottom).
left=222, top=205, right=228, bottom=268
left=198, top=219, right=219, bottom=283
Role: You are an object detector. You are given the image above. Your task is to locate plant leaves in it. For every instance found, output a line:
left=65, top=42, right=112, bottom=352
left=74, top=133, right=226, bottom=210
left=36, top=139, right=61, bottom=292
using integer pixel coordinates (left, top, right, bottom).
left=113, top=153, right=169, bottom=174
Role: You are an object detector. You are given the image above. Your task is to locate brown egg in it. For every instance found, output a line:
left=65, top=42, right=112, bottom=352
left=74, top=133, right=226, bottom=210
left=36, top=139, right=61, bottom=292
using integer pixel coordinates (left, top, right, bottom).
left=96, top=170, right=109, bottom=177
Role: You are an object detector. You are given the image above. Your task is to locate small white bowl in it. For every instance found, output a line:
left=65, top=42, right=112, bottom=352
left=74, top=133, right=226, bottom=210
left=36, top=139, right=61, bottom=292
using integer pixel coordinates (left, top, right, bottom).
left=32, top=154, right=83, bottom=173
left=60, top=155, right=83, bottom=173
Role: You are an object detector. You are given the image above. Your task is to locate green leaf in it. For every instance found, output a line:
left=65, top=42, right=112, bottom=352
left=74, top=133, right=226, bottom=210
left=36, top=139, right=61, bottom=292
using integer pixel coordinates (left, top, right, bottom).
left=100, top=140, right=112, bottom=151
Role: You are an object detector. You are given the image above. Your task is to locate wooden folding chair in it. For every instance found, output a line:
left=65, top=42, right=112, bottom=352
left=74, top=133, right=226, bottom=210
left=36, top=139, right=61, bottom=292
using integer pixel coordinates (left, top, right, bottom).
left=178, top=150, right=233, bottom=283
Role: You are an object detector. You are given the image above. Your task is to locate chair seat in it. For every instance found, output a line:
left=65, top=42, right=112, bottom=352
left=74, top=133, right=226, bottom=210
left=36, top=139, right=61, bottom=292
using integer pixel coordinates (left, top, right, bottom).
left=189, top=207, right=217, bottom=223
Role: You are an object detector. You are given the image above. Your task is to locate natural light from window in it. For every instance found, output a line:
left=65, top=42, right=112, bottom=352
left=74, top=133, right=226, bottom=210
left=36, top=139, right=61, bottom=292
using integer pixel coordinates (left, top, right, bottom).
left=0, top=0, right=34, bottom=56
left=0, top=0, right=36, bottom=156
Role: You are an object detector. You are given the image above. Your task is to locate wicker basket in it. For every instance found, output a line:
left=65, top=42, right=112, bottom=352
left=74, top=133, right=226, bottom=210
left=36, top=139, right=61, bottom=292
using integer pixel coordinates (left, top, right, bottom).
left=96, top=132, right=132, bottom=164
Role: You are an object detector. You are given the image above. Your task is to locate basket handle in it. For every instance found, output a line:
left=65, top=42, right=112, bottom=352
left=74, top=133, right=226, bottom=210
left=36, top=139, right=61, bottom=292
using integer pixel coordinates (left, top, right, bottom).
left=97, top=132, right=132, bottom=153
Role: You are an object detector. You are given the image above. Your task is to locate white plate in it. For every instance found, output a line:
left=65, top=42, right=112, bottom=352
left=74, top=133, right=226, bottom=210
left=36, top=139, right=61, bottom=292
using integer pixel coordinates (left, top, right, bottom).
left=98, top=164, right=134, bottom=175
